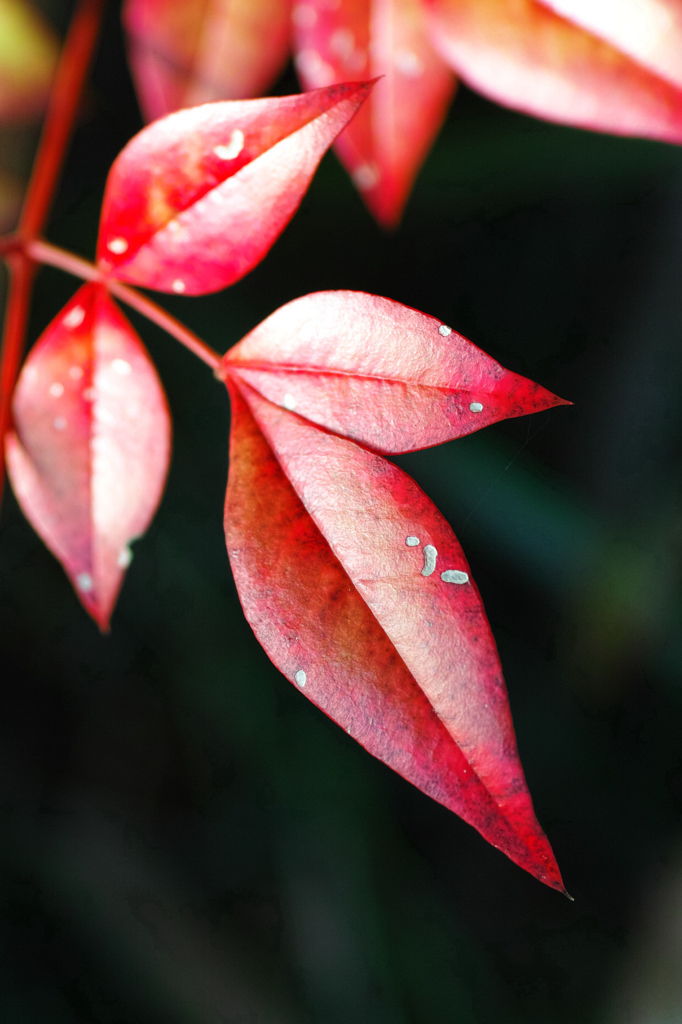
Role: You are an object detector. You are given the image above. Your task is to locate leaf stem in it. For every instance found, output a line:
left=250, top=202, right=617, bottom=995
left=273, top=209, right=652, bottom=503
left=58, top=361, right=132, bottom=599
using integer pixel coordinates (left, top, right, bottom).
left=28, top=240, right=221, bottom=372
left=0, top=0, right=105, bottom=510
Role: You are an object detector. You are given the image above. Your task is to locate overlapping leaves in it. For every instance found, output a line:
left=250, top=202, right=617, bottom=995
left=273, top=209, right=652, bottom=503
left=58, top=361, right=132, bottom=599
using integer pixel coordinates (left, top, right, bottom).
left=4, top=79, right=570, bottom=890
left=124, top=0, right=682, bottom=226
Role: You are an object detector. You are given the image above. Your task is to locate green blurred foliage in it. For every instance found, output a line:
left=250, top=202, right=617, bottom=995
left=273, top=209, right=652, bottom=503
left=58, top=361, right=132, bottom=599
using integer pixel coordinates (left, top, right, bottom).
left=1, top=2, right=682, bottom=1022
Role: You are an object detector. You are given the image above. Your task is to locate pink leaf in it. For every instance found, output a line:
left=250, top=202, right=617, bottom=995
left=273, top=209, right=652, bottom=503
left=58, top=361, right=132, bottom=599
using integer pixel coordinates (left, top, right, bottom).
left=5, top=283, right=171, bottom=630
left=221, top=290, right=568, bottom=454
left=424, top=0, right=682, bottom=143
left=123, top=0, right=293, bottom=122
left=96, top=83, right=372, bottom=294
left=224, top=378, right=566, bottom=892
left=293, top=0, right=456, bottom=227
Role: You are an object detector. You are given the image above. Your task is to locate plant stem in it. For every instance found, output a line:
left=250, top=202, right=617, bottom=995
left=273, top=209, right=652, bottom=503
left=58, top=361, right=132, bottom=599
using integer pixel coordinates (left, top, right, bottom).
left=28, top=240, right=222, bottom=372
left=19, top=0, right=105, bottom=239
left=0, top=0, right=105, bottom=510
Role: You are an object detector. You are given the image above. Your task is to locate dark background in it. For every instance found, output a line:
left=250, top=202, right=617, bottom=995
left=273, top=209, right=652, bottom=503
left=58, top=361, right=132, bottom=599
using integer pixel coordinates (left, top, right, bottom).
left=1, top=2, right=682, bottom=1021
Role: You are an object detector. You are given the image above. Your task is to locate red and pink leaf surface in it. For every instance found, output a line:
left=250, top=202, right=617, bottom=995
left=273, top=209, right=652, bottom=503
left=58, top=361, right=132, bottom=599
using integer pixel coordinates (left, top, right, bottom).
left=96, top=83, right=372, bottom=294
left=222, top=291, right=568, bottom=453
left=424, top=0, right=682, bottom=143
left=5, top=283, right=171, bottom=630
left=293, top=0, right=456, bottom=226
left=224, top=377, right=566, bottom=892
left=123, top=0, right=292, bottom=122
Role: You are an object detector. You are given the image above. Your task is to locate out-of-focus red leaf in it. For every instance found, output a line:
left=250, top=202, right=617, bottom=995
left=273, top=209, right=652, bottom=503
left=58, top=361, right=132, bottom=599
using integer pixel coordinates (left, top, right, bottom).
left=424, top=0, right=682, bottom=143
left=224, top=378, right=566, bottom=891
left=123, top=0, right=292, bottom=122
left=5, top=283, right=171, bottom=630
left=96, top=83, right=372, bottom=294
left=0, top=0, right=58, bottom=123
left=221, top=291, right=568, bottom=453
left=293, top=0, right=456, bottom=227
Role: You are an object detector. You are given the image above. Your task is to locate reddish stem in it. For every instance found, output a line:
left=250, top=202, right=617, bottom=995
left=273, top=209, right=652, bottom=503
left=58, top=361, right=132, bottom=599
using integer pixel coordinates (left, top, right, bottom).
left=19, top=0, right=105, bottom=240
left=0, top=0, right=105, bottom=510
left=28, top=240, right=221, bottom=372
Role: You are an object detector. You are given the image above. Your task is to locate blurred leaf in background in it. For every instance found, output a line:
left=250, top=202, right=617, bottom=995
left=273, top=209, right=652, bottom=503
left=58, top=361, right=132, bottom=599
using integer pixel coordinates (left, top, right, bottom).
left=0, top=0, right=58, bottom=230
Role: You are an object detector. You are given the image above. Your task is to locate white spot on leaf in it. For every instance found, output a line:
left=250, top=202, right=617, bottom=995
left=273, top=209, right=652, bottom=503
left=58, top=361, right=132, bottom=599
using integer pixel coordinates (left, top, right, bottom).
left=406, top=536, right=419, bottom=546
left=214, top=129, right=244, bottom=161
left=293, top=4, right=317, bottom=28
left=352, top=163, right=380, bottom=191
left=330, top=27, right=355, bottom=59
left=49, top=382, right=64, bottom=397
left=107, top=237, right=128, bottom=255
left=421, top=545, right=437, bottom=576
left=295, top=670, right=307, bottom=687
left=69, top=365, right=83, bottom=380
left=441, top=569, right=469, bottom=584
left=283, top=393, right=297, bottom=411
left=469, top=402, right=483, bottom=413
left=76, top=572, right=93, bottom=592
left=111, top=358, right=131, bottom=376
left=395, top=50, right=424, bottom=77
left=63, top=306, right=85, bottom=329
left=118, top=546, right=133, bottom=569
left=439, top=324, right=452, bottom=336
left=83, top=387, right=95, bottom=402
left=53, top=417, right=67, bottom=430
left=172, top=279, right=186, bottom=293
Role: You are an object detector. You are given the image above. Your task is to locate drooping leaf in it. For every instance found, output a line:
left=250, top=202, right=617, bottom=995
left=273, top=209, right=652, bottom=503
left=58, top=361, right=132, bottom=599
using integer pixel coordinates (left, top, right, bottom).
left=5, top=283, right=171, bottom=630
left=224, top=378, right=566, bottom=891
left=123, top=0, right=292, bottom=122
left=0, top=0, right=58, bottom=122
left=424, top=0, right=682, bottom=143
left=96, top=83, right=372, bottom=294
left=221, top=291, right=568, bottom=453
left=293, top=0, right=456, bottom=227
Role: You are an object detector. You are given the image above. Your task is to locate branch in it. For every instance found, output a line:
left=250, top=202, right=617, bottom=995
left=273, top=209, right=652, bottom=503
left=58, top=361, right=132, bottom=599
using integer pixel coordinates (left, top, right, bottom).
left=0, top=0, right=105, bottom=512
left=28, top=240, right=221, bottom=372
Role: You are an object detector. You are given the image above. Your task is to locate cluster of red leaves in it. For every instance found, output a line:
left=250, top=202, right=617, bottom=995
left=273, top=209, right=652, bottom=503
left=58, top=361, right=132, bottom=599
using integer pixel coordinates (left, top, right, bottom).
left=124, top=0, right=682, bottom=225
left=3, top=78, right=572, bottom=892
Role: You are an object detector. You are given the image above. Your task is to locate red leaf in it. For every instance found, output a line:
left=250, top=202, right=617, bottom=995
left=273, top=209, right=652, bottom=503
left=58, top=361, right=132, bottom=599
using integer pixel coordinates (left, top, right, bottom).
left=96, top=83, right=372, bottom=294
left=221, top=290, right=568, bottom=454
left=5, top=283, right=171, bottom=630
left=293, top=0, right=456, bottom=227
left=123, top=0, right=292, bottom=122
left=424, top=0, right=682, bottom=143
left=224, top=378, right=567, bottom=892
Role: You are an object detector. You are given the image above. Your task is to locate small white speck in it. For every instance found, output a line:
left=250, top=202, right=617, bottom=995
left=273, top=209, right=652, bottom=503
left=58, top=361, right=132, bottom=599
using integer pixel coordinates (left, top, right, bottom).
left=395, top=50, right=424, bottom=77
left=421, top=544, right=437, bottom=576
left=406, top=536, right=419, bottom=546
left=441, top=569, right=469, bottom=585
left=76, top=572, right=92, bottom=592
left=214, top=129, right=244, bottom=161
left=330, top=27, right=355, bottom=59
left=64, top=306, right=85, bottom=329
left=83, top=387, right=95, bottom=401
left=352, top=163, right=380, bottom=191
left=295, top=670, right=307, bottom=687
left=295, top=48, right=334, bottom=82
left=49, top=382, right=64, bottom=397
left=111, top=358, right=131, bottom=375
left=53, top=417, right=67, bottom=430
left=172, top=279, right=186, bottom=293
left=283, top=393, right=297, bottom=411
left=69, top=365, right=83, bottom=380
left=469, top=402, right=484, bottom=413
left=439, top=324, right=452, bottom=336
left=118, top=546, right=133, bottom=569
left=292, top=3, right=317, bottom=28
left=107, top=237, right=128, bottom=255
